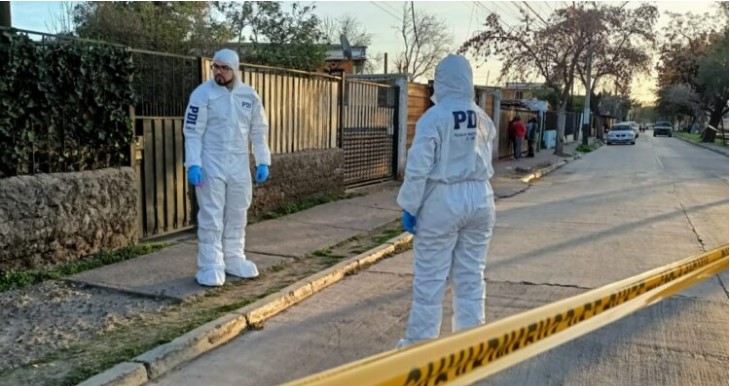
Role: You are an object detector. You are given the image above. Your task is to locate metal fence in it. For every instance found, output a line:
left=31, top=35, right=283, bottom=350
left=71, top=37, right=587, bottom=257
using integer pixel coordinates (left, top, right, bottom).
left=341, top=80, right=399, bottom=187
left=3, top=28, right=401, bottom=238
left=199, top=59, right=341, bottom=155
left=130, top=50, right=202, bottom=239
left=545, top=111, right=582, bottom=136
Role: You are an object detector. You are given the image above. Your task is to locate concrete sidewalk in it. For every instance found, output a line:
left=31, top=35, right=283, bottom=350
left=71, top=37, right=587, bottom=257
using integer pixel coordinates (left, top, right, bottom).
left=674, top=135, right=729, bottom=157
left=71, top=143, right=582, bottom=302
left=75, top=142, right=586, bottom=386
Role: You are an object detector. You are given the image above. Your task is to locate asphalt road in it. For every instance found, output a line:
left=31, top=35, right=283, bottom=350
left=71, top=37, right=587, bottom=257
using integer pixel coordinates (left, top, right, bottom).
left=152, top=132, right=728, bottom=386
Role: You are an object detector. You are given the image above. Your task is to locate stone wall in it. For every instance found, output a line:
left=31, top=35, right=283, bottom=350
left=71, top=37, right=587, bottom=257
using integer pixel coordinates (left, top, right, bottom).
left=249, top=149, right=345, bottom=217
left=0, top=168, right=138, bottom=270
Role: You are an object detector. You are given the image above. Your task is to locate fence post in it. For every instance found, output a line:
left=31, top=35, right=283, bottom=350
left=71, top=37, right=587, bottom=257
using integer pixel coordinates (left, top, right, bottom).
left=492, top=89, right=502, bottom=161
left=391, top=85, right=400, bottom=179
left=337, top=74, right=345, bottom=148
left=127, top=49, right=145, bottom=240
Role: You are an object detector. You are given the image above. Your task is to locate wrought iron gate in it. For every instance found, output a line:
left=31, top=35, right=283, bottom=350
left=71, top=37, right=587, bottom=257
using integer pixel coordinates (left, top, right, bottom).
left=340, top=80, right=399, bottom=188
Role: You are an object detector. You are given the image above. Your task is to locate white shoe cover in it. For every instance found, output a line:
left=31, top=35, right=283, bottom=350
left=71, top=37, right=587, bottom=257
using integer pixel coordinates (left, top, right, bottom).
left=196, top=268, right=226, bottom=287
left=225, top=258, right=259, bottom=278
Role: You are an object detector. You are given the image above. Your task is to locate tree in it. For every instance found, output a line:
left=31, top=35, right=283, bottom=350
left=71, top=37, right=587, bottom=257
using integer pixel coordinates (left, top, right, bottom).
left=47, top=2, right=76, bottom=35
left=216, top=1, right=327, bottom=71
left=322, top=15, right=372, bottom=46
left=393, top=2, right=452, bottom=82
left=656, top=4, right=729, bottom=129
left=73, top=2, right=232, bottom=55
left=574, top=3, right=658, bottom=139
left=321, top=14, right=383, bottom=74
left=460, top=4, right=605, bottom=155
left=656, top=83, right=702, bottom=122
left=694, top=25, right=729, bottom=128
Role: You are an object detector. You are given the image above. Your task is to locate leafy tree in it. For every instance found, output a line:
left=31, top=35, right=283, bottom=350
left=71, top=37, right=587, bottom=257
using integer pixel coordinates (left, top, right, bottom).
left=73, top=2, right=232, bottom=55
left=575, top=3, right=657, bottom=139
left=393, top=3, right=452, bottom=82
left=694, top=27, right=729, bottom=128
left=460, top=4, right=605, bottom=155
left=216, top=1, right=327, bottom=71
left=656, top=4, right=729, bottom=129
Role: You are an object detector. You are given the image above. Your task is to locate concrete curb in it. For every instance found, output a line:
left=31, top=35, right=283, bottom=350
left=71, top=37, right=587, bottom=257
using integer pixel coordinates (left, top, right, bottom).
left=77, top=232, right=413, bottom=386
left=674, top=136, right=729, bottom=157
left=75, top=362, right=148, bottom=386
left=520, top=153, right=580, bottom=183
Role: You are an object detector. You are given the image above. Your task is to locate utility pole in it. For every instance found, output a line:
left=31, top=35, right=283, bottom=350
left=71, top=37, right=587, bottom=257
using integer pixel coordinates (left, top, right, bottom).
left=582, top=43, right=593, bottom=146
left=0, top=1, right=11, bottom=28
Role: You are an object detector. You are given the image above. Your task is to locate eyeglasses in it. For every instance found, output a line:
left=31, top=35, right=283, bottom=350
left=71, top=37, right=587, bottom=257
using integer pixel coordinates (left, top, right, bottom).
left=211, top=64, right=233, bottom=73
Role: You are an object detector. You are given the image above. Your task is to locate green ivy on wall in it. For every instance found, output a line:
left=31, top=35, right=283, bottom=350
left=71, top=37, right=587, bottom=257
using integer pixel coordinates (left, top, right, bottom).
left=0, top=31, right=137, bottom=178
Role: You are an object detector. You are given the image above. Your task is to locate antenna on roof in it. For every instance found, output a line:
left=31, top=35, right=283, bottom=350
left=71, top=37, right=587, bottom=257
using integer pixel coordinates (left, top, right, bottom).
left=340, top=34, right=352, bottom=60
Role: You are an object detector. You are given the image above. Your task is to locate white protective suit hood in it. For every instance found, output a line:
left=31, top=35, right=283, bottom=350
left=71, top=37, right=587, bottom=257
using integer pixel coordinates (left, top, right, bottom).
left=213, top=49, right=240, bottom=77
left=433, top=54, right=475, bottom=104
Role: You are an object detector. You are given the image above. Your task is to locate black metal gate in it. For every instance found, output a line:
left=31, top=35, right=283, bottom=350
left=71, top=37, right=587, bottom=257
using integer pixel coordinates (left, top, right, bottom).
left=340, top=80, right=399, bottom=188
left=130, top=50, right=202, bottom=239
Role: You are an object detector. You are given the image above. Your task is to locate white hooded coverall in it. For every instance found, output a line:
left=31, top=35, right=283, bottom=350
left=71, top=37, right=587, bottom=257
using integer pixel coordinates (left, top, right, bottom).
left=397, top=54, right=497, bottom=346
left=183, top=50, right=271, bottom=287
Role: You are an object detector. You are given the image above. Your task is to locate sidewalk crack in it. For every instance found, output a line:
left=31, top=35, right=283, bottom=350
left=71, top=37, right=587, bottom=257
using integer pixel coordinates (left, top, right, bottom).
left=675, top=185, right=706, bottom=251
left=716, top=275, right=729, bottom=297
left=488, top=279, right=592, bottom=290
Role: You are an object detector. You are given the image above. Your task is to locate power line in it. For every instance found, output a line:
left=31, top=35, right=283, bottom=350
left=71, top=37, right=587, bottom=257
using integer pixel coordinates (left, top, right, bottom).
left=378, top=1, right=401, bottom=16
left=465, top=2, right=476, bottom=41
left=410, top=2, right=419, bottom=48
left=491, top=1, right=522, bottom=22
left=522, top=1, right=549, bottom=27
left=368, top=1, right=401, bottom=22
left=508, top=1, right=528, bottom=20
left=473, top=1, right=521, bottom=32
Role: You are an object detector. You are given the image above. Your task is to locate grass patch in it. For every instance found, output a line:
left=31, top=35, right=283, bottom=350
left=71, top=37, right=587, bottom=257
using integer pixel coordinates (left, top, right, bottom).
left=312, top=249, right=333, bottom=257
left=372, top=227, right=406, bottom=245
left=576, top=142, right=601, bottom=153
left=0, top=243, right=169, bottom=293
left=673, top=131, right=729, bottom=147
left=257, top=192, right=362, bottom=221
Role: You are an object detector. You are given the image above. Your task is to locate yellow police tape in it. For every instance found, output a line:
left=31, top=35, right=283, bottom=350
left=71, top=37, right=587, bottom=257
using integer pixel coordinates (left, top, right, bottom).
left=280, top=245, right=729, bottom=386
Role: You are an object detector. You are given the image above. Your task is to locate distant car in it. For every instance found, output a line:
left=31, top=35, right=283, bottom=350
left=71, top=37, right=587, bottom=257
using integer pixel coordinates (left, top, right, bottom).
left=617, top=121, right=640, bottom=138
left=607, top=124, right=636, bottom=145
left=654, top=123, right=672, bottom=137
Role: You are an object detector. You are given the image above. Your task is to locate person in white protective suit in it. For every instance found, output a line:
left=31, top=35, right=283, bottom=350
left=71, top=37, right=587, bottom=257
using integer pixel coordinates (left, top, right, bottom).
left=396, top=54, right=497, bottom=348
left=183, top=49, right=271, bottom=287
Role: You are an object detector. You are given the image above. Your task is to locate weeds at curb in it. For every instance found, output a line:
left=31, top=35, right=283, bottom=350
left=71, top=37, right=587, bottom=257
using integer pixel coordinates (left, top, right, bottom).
left=0, top=243, right=170, bottom=293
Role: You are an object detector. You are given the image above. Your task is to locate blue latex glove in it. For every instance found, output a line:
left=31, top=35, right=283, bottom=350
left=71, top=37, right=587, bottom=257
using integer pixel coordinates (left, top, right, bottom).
left=187, top=166, right=202, bottom=187
left=402, top=211, right=417, bottom=234
left=255, top=164, right=269, bottom=184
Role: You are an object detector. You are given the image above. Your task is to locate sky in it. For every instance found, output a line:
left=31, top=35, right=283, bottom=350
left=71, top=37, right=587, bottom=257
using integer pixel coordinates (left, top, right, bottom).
left=8, top=1, right=723, bottom=105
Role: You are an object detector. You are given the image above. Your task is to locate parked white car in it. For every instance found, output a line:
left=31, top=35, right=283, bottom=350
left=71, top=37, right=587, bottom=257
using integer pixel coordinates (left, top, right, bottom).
left=617, top=121, right=641, bottom=138
left=606, top=124, right=636, bottom=145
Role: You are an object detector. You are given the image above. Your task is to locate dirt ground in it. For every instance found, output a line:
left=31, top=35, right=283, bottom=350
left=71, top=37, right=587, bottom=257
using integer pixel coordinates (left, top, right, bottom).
left=0, top=281, right=174, bottom=381
left=0, top=220, right=406, bottom=386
